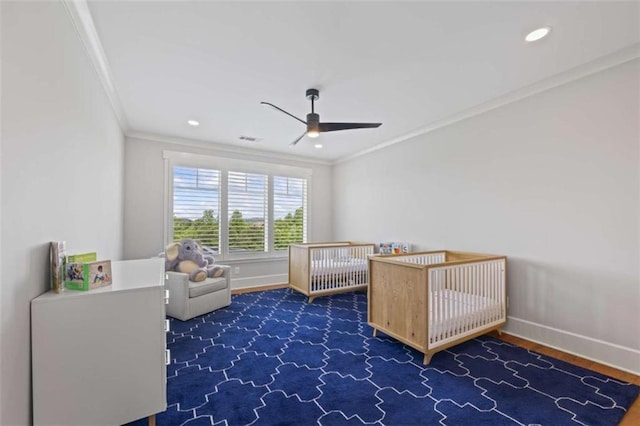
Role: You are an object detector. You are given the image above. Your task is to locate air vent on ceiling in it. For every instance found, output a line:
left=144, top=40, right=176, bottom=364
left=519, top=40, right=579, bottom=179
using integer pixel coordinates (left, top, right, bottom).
left=239, top=135, right=261, bottom=142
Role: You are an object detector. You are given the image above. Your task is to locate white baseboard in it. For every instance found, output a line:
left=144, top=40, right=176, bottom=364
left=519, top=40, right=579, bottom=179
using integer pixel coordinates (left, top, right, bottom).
left=505, top=316, right=640, bottom=375
left=231, top=274, right=288, bottom=290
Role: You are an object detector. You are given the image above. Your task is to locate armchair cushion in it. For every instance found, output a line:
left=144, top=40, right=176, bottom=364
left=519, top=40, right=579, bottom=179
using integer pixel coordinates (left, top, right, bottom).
left=189, top=277, right=227, bottom=298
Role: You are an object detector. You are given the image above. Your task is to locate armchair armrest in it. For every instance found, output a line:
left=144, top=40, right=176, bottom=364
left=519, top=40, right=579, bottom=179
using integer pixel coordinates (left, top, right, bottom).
left=165, top=271, right=189, bottom=299
left=216, top=265, right=231, bottom=281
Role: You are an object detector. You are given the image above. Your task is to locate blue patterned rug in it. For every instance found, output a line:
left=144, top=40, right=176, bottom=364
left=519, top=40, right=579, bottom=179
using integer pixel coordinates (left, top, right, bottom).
left=128, top=289, right=638, bottom=426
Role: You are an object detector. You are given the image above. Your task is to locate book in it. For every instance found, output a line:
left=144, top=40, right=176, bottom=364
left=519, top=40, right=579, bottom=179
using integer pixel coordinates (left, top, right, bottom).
left=67, top=252, right=97, bottom=264
left=87, top=260, right=112, bottom=290
left=378, top=242, right=393, bottom=255
left=378, top=242, right=410, bottom=255
left=49, top=241, right=67, bottom=293
left=392, top=242, right=410, bottom=254
left=64, top=253, right=112, bottom=291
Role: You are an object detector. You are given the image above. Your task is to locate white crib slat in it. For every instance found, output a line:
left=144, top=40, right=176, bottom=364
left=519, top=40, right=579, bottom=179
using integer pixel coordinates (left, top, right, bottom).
left=323, top=250, right=328, bottom=291
left=483, top=262, right=488, bottom=325
left=465, top=264, right=471, bottom=332
left=490, top=263, right=495, bottom=325
left=492, top=262, right=498, bottom=320
left=483, top=264, right=487, bottom=326
left=493, top=263, right=497, bottom=321
left=330, top=248, right=336, bottom=289
left=448, top=268, right=454, bottom=339
left=448, top=268, right=453, bottom=339
left=436, top=269, right=442, bottom=343
left=455, top=268, right=461, bottom=334
left=329, top=249, right=333, bottom=290
left=496, top=262, right=501, bottom=318
left=485, top=263, right=491, bottom=326
left=475, top=265, right=484, bottom=327
left=315, top=249, right=319, bottom=292
left=429, top=270, right=435, bottom=343
left=429, top=270, right=434, bottom=343
left=470, top=265, right=475, bottom=331
left=494, top=262, right=499, bottom=320
left=438, top=268, right=443, bottom=341
left=488, top=262, right=494, bottom=322
left=431, top=271, right=441, bottom=343
left=491, top=262, right=497, bottom=320
left=439, top=269, right=445, bottom=341
left=469, top=266, right=474, bottom=331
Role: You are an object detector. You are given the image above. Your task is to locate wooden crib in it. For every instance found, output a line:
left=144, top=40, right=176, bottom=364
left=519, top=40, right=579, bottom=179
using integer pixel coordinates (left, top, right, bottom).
left=368, top=251, right=507, bottom=364
left=289, top=242, right=375, bottom=303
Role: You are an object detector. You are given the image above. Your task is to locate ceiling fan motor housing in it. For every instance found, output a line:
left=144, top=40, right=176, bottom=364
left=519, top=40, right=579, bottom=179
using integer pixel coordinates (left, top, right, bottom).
left=305, top=88, right=319, bottom=101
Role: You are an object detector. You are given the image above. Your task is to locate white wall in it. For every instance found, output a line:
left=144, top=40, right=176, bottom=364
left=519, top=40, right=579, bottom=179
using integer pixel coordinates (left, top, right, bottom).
left=1, top=2, right=125, bottom=424
left=334, top=60, right=640, bottom=373
left=124, top=135, right=333, bottom=288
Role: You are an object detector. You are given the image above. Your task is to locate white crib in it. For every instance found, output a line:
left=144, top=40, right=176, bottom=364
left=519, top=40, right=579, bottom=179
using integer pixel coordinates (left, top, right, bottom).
left=368, top=251, right=507, bottom=364
left=289, top=242, right=375, bottom=303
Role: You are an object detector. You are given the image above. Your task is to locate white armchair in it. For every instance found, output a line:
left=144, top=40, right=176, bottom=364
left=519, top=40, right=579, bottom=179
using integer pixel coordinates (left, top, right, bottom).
left=165, top=265, right=231, bottom=321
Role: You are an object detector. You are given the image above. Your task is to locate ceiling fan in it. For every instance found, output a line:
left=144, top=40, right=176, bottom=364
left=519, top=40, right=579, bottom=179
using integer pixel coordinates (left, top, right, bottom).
left=261, top=88, right=382, bottom=147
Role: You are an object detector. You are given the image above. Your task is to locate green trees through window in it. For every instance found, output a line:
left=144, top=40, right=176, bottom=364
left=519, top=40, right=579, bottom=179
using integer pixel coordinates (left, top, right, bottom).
left=173, top=206, right=304, bottom=253
left=274, top=207, right=304, bottom=250
left=173, top=209, right=219, bottom=252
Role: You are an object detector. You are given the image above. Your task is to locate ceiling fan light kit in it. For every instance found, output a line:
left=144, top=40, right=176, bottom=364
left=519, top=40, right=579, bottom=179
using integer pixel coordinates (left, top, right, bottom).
left=261, top=88, right=381, bottom=146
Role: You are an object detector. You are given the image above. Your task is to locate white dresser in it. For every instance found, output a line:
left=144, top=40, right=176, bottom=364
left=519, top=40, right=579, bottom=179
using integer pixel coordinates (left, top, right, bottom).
left=31, top=258, right=168, bottom=426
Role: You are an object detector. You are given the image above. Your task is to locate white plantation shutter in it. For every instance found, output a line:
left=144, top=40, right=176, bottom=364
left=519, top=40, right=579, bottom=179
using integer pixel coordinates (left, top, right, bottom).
left=166, top=151, right=310, bottom=260
left=227, top=171, right=268, bottom=253
left=172, top=166, right=221, bottom=254
left=273, top=176, right=307, bottom=250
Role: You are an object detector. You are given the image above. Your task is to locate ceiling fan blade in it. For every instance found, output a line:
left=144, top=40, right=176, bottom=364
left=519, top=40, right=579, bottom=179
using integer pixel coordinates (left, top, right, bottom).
left=289, top=131, right=307, bottom=147
left=318, top=122, right=382, bottom=133
left=261, top=102, right=307, bottom=125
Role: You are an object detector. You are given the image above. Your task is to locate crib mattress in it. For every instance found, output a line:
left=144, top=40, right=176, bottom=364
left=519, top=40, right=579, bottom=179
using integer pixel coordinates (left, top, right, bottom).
left=429, top=289, right=501, bottom=338
left=311, top=258, right=367, bottom=276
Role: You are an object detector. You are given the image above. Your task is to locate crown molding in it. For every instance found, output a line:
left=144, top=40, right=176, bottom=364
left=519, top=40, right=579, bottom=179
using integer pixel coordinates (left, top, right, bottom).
left=127, top=131, right=333, bottom=167
left=337, top=43, right=640, bottom=165
left=62, top=0, right=129, bottom=133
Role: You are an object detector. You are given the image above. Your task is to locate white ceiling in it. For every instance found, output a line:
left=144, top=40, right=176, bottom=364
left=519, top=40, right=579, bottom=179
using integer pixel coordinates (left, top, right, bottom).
left=84, top=1, right=639, bottom=162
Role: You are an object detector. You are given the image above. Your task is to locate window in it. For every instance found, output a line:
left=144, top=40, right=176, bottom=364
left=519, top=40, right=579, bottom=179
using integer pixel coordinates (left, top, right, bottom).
left=227, top=171, right=268, bottom=253
left=165, top=152, right=310, bottom=260
left=273, top=176, right=307, bottom=251
left=172, top=166, right=220, bottom=253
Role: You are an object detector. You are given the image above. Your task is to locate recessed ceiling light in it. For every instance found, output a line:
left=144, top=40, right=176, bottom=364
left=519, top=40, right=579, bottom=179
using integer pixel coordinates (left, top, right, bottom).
left=525, top=27, right=551, bottom=42
left=314, top=143, right=323, bottom=149
left=187, top=120, right=200, bottom=126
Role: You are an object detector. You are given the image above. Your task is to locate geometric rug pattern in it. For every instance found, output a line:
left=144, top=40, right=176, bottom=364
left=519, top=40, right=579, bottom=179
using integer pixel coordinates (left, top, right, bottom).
left=128, top=288, right=639, bottom=426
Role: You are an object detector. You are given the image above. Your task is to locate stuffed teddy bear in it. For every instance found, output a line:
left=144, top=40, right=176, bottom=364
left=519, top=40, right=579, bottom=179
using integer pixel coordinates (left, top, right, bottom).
left=165, top=238, right=223, bottom=282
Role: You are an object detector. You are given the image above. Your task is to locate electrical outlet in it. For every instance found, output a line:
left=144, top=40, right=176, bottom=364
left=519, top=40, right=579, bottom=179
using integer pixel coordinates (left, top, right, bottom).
left=234, top=266, right=240, bottom=274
